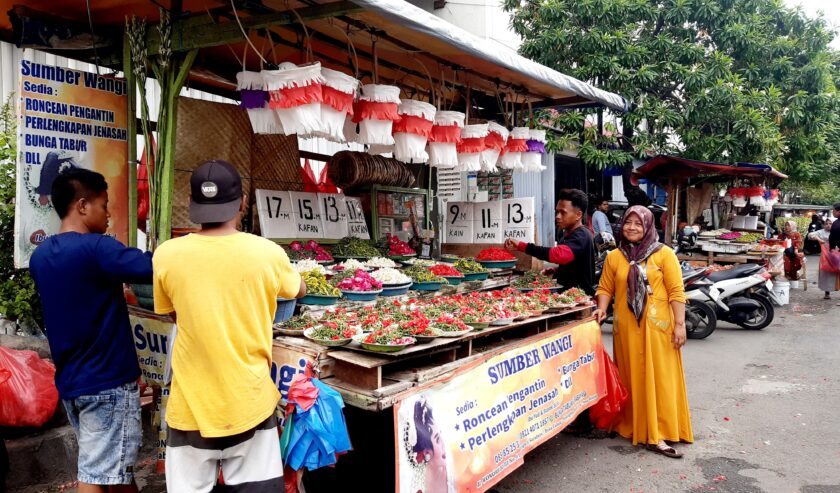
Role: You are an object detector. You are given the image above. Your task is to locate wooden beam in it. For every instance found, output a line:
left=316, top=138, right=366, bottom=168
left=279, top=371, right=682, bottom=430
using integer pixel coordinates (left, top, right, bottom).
left=147, top=1, right=362, bottom=55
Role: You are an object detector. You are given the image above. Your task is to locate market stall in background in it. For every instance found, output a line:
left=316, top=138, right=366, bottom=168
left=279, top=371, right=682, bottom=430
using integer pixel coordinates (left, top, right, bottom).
left=632, top=155, right=789, bottom=269
left=4, top=0, right=628, bottom=491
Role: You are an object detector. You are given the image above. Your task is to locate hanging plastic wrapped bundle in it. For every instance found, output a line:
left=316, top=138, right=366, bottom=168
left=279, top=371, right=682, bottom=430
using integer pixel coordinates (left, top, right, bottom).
left=457, top=124, right=489, bottom=172
left=314, top=67, right=359, bottom=142
left=353, top=84, right=401, bottom=146
left=427, top=111, right=464, bottom=168
left=729, top=187, right=748, bottom=208
left=264, top=62, right=325, bottom=137
left=480, top=122, right=508, bottom=172
left=237, top=69, right=281, bottom=135
left=500, top=127, right=530, bottom=170
left=392, top=100, right=436, bottom=164
left=522, top=129, right=547, bottom=172
left=747, top=186, right=766, bottom=207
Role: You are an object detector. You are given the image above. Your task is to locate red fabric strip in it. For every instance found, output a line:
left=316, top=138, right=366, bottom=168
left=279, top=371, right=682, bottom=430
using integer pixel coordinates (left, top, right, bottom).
left=352, top=101, right=400, bottom=122
left=322, top=86, right=354, bottom=114
left=392, top=114, right=434, bottom=137
left=268, top=84, right=323, bottom=109
left=484, top=131, right=506, bottom=151
left=457, top=137, right=486, bottom=153
left=505, top=138, right=529, bottom=153
left=429, top=125, right=462, bottom=143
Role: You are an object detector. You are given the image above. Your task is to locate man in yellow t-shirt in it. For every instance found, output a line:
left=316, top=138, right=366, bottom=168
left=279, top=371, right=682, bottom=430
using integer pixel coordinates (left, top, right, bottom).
left=153, top=160, right=305, bottom=492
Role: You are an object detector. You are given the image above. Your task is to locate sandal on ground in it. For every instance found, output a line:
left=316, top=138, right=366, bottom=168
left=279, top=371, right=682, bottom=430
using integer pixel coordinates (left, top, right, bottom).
left=824, top=293, right=831, bottom=300
left=646, top=443, right=683, bottom=459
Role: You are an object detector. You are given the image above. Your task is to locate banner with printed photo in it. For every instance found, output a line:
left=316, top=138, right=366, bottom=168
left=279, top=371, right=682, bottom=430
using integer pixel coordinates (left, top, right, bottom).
left=394, top=319, right=606, bottom=493
left=14, top=60, right=129, bottom=267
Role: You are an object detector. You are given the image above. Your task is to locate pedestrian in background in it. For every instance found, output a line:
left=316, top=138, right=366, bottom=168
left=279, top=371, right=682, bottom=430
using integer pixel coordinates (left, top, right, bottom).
left=808, top=218, right=838, bottom=299
left=592, top=206, right=693, bottom=458
left=591, top=196, right=611, bottom=236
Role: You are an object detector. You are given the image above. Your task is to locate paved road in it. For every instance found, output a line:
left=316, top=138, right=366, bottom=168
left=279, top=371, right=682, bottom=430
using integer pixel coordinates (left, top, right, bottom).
left=496, top=257, right=840, bottom=493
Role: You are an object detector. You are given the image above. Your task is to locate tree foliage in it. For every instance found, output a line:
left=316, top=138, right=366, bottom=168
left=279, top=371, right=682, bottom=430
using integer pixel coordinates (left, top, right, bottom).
left=504, top=0, right=840, bottom=185
left=0, top=94, right=42, bottom=327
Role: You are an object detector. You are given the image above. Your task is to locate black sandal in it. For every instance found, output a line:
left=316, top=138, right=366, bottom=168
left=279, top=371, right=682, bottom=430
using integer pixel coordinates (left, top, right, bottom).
left=646, top=443, right=683, bottom=459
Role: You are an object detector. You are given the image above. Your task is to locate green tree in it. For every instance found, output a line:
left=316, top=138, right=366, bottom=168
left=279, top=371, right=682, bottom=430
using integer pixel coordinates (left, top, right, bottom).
left=504, top=0, right=840, bottom=186
left=0, top=94, right=42, bottom=330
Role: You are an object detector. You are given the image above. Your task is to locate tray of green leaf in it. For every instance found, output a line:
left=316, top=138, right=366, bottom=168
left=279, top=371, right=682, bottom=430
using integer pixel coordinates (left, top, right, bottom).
left=274, top=314, right=316, bottom=336
left=332, top=237, right=381, bottom=258
left=453, top=258, right=488, bottom=274
left=301, top=271, right=341, bottom=297
left=403, top=265, right=447, bottom=284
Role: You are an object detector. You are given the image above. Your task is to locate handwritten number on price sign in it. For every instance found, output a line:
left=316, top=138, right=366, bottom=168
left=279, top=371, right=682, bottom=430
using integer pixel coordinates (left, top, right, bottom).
left=450, top=204, right=460, bottom=225
left=322, top=196, right=340, bottom=222
left=502, top=198, right=535, bottom=241
left=473, top=202, right=502, bottom=244
left=264, top=195, right=283, bottom=219
left=298, top=198, right=315, bottom=220
left=345, top=197, right=370, bottom=239
left=318, top=193, right=348, bottom=238
left=444, top=201, right=473, bottom=244
left=255, top=190, right=296, bottom=238
left=507, top=203, right=524, bottom=224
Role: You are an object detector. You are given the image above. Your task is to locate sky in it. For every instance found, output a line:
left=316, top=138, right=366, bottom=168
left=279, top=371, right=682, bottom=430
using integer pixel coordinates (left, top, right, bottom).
left=783, top=0, right=840, bottom=48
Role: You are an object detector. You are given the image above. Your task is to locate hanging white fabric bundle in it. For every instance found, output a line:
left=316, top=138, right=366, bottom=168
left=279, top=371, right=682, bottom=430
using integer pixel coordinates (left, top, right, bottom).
left=314, top=67, right=359, bottom=142
left=427, top=111, right=465, bottom=168
left=522, top=129, right=547, bottom=172
left=500, top=127, right=530, bottom=170
left=457, top=124, right=489, bottom=172
left=393, top=99, right=436, bottom=163
left=354, top=84, right=401, bottom=146
left=480, top=122, right=509, bottom=173
left=263, top=62, right=325, bottom=137
left=237, top=70, right=282, bottom=134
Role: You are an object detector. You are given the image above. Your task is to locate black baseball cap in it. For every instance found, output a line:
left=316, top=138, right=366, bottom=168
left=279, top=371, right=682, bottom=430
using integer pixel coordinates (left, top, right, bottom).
left=189, top=160, right=243, bottom=224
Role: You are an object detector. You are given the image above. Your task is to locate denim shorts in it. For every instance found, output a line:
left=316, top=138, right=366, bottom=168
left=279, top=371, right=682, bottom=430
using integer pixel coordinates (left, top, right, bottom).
left=62, top=381, right=142, bottom=485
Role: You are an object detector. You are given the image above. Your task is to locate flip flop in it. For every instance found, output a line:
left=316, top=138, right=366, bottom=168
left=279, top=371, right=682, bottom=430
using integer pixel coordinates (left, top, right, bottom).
left=646, top=443, right=683, bottom=459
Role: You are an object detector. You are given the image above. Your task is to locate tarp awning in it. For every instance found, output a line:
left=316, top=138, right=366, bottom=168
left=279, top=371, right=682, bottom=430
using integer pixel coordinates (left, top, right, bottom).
left=632, top=155, right=788, bottom=184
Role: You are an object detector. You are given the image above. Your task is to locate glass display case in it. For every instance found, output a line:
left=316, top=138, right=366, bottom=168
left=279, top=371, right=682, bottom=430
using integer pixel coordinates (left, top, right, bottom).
left=367, top=185, right=430, bottom=241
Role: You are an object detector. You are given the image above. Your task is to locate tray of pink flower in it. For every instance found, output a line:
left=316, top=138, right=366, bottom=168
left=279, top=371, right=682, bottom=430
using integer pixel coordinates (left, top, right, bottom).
left=352, top=329, right=416, bottom=353
left=303, top=321, right=362, bottom=347
left=431, top=315, right=473, bottom=337
left=336, top=269, right=384, bottom=301
left=398, top=315, right=442, bottom=342
left=491, top=306, right=522, bottom=326
left=458, top=306, right=496, bottom=330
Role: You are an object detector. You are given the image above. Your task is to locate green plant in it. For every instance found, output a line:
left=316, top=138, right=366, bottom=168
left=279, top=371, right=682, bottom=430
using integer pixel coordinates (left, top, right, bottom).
left=0, top=94, right=42, bottom=328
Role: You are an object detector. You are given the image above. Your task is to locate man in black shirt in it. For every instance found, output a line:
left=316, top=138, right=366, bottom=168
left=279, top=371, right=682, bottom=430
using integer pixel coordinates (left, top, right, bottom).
left=830, top=203, right=840, bottom=251
left=505, top=188, right=596, bottom=294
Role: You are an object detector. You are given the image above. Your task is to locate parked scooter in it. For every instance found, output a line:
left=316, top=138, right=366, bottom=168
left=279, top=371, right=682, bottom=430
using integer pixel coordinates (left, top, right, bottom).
left=687, top=263, right=781, bottom=330
left=682, top=268, right=718, bottom=339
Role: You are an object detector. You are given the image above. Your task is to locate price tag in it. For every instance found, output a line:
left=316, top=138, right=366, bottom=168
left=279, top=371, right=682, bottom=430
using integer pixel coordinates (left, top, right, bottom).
left=443, top=201, right=473, bottom=244
left=317, top=193, right=349, bottom=239
left=288, top=192, right=324, bottom=238
left=255, top=189, right=296, bottom=239
left=502, top=198, right=535, bottom=242
left=345, top=197, right=370, bottom=239
left=473, top=201, right=503, bottom=244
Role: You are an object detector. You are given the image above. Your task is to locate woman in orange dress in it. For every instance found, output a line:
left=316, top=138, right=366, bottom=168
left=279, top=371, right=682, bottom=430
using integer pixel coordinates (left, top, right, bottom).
left=779, top=220, right=804, bottom=280
left=592, top=206, right=693, bottom=458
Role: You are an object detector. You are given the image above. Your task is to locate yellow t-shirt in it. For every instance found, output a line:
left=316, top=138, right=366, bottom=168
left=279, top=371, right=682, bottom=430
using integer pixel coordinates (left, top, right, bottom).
left=152, top=232, right=301, bottom=437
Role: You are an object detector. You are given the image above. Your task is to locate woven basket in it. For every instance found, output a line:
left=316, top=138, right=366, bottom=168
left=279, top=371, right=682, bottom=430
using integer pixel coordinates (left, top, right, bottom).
left=327, top=151, right=416, bottom=190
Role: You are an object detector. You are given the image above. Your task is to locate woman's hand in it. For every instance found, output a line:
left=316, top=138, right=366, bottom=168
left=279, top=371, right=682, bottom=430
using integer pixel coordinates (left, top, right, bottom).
left=672, top=321, right=687, bottom=349
left=592, top=308, right=608, bottom=324
left=504, top=239, right=519, bottom=252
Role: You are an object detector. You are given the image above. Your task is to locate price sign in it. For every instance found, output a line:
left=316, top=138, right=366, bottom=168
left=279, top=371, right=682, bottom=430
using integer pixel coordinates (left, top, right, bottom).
left=317, top=193, right=349, bottom=239
left=288, top=192, right=324, bottom=238
left=502, top=197, right=535, bottom=242
left=255, top=189, right=296, bottom=238
left=473, top=201, right=503, bottom=244
left=344, top=197, right=370, bottom=239
left=443, top=201, right=473, bottom=244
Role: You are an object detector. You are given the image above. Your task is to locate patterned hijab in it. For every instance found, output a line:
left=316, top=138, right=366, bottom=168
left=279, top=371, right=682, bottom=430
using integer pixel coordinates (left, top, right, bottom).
left=619, top=206, right=664, bottom=322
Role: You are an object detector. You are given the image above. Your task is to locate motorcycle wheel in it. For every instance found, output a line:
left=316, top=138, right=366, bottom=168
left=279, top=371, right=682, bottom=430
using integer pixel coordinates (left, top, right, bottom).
left=737, top=295, right=774, bottom=330
left=686, top=299, right=717, bottom=339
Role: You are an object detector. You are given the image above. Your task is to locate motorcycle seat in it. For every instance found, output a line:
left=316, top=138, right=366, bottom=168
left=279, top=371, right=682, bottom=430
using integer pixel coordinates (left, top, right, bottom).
left=706, top=263, right=763, bottom=283
left=682, top=269, right=707, bottom=283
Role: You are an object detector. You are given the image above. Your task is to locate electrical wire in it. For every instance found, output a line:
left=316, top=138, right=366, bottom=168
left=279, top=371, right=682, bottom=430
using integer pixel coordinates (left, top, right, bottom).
left=85, top=0, right=101, bottom=76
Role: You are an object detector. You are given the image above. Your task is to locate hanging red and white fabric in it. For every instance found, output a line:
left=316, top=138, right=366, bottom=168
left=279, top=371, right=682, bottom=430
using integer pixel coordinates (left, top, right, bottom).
left=237, top=70, right=282, bottom=135
left=500, top=127, right=530, bottom=170
left=457, top=124, right=489, bottom=172
left=353, top=84, right=401, bottom=146
left=427, top=111, right=464, bottom=168
left=480, top=122, right=509, bottom=173
left=315, top=67, right=359, bottom=143
left=522, top=129, right=547, bottom=172
left=264, top=62, right=325, bottom=137
left=393, top=99, right=436, bottom=163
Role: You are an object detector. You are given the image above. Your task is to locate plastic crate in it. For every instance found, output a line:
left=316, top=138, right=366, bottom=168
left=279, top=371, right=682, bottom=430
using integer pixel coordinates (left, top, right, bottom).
left=274, top=298, right=297, bottom=323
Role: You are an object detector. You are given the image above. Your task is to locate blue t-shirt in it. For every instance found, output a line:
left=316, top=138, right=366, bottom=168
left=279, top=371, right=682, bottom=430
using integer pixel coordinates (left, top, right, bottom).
left=30, top=232, right=153, bottom=399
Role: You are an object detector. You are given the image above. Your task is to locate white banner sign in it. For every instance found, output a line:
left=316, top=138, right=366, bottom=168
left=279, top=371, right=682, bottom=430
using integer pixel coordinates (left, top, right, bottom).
left=288, top=191, right=324, bottom=238
left=502, top=198, right=535, bottom=242
left=345, top=197, right=370, bottom=239
left=473, top=201, right=503, bottom=244
left=317, top=193, right=348, bottom=239
left=255, top=190, right=296, bottom=238
left=443, top=201, right=474, bottom=244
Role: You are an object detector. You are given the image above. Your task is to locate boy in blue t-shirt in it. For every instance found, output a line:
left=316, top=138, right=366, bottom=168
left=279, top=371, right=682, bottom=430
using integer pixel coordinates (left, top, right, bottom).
left=30, top=169, right=151, bottom=493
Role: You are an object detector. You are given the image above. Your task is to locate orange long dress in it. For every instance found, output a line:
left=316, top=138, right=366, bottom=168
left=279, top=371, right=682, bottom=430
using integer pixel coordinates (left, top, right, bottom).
left=596, top=246, right=694, bottom=445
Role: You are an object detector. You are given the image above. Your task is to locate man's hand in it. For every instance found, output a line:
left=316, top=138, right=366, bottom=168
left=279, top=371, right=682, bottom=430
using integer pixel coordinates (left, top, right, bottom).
left=592, top=308, right=608, bottom=324
left=504, top=239, right=519, bottom=252
left=672, top=321, right=687, bottom=349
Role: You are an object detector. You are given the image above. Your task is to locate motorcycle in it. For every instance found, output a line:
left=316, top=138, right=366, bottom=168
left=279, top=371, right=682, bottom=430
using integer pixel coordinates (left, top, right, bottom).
left=687, top=263, right=781, bottom=330
left=682, top=268, right=718, bottom=339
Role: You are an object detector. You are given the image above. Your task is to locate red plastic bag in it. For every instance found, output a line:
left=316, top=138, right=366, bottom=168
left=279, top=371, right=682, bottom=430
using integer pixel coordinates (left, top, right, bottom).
left=589, top=347, right=629, bottom=430
left=0, top=347, right=59, bottom=427
left=820, top=244, right=840, bottom=274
